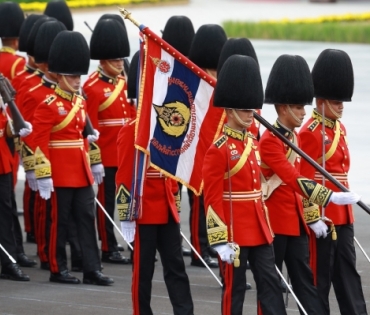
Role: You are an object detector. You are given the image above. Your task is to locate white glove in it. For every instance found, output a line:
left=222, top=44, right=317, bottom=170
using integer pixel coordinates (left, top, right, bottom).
left=19, top=121, right=32, bottom=137
left=91, top=163, right=105, bottom=185
left=120, top=221, right=136, bottom=243
left=309, top=220, right=328, bottom=238
left=26, top=170, right=38, bottom=191
left=37, top=178, right=54, bottom=200
left=330, top=192, right=361, bottom=205
left=213, top=244, right=236, bottom=264
left=87, top=129, right=100, bottom=144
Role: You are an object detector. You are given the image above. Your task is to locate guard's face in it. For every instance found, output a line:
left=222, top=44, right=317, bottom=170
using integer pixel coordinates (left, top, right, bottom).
left=58, top=74, right=81, bottom=93
left=325, top=100, right=344, bottom=119
left=100, top=59, right=124, bottom=77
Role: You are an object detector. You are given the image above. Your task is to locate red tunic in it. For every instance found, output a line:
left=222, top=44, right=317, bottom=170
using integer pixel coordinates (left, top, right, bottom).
left=28, top=86, right=93, bottom=187
left=83, top=71, right=136, bottom=167
left=115, top=120, right=179, bottom=225
left=11, top=64, right=36, bottom=92
left=299, top=109, right=353, bottom=225
left=259, top=121, right=309, bottom=236
left=0, top=47, right=26, bottom=81
left=0, top=110, right=13, bottom=175
left=203, top=124, right=273, bottom=247
left=15, top=70, right=44, bottom=113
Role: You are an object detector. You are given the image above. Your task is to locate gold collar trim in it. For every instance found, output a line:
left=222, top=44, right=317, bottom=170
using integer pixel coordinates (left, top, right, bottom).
left=55, top=85, right=73, bottom=101
left=312, top=109, right=336, bottom=129
left=224, top=125, right=246, bottom=141
left=99, top=70, right=117, bottom=85
left=274, top=120, right=294, bottom=139
left=0, top=47, right=15, bottom=54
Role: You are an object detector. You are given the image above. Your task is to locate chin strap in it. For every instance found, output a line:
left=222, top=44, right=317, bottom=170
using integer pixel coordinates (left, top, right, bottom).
left=287, top=105, right=302, bottom=124
left=232, top=109, right=252, bottom=128
left=326, top=100, right=342, bottom=119
left=61, top=75, right=79, bottom=94
left=106, top=61, right=122, bottom=76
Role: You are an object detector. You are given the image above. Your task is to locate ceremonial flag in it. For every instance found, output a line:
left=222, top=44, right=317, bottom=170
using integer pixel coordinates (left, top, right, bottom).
left=134, top=26, right=225, bottom=196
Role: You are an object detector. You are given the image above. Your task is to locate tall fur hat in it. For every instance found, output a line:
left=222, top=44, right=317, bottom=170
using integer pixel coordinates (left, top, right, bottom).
left=265, top=54, right=314, bottom=105
left=90, top=19, right=130, bottom=60
left=162, top=16, right=195, bottom=56
left=44, top=0, right=73, bottom=31
left=34, top=21, right=66, bottom=64
left=214, top=55, right=263, bottom=110
left=312, top=49, right=354, bottom=102
left=217, top=37, right=259, bottom=75
left=48, top=31, right=90, bottom=75
left=0, top=2, right=24, bottom=38
left=188, top=24, right=227, bottom=69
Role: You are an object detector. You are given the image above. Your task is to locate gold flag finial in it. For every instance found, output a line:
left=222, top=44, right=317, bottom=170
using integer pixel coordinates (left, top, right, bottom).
left=118, top=7, right=140, bottom=28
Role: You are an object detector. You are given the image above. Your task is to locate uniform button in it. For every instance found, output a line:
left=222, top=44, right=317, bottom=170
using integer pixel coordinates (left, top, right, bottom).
left=122, top=104, right=125, bottom=107
left=250, top=161, right=254, bottom=164
left=252, top=170, right=255, bottom=174
left=120, top=97, right=123, bottom=101
left=342, top=147, right=345, bottom=150
left=254, top=179, right=257, bottom=183
left=124, top=111, right=127, bottom=114
left=254, top=200, right=257, bottom=203
left=77, top=118, right=79, bottom=121
left=344, top=156, right=347, bottom=159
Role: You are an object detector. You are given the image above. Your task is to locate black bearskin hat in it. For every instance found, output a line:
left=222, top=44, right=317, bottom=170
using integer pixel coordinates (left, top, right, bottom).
left=188, top=24, right=227, bottom=69
left=44, top=0, right=73, bottom=31
left=97, top=13, right=127, bottom=31
left=265, top=54, right=314, bottom=105
left=49, top=31, right=90, bottom=75
left=19, top=14, right=45, bottom=52
left=26, top=16, right=56, bottom=57
left=162, top=16, right=195, bottom=56
left=217, top=37, right=259, bottom=75
left=312, top=49, right=354, bottom=102
left=0, top=2, right=24, bottom=38
left=90, top=19, right=130, bottom=60
left=34, top=21, right=66, bottom=64
left=127, top=51, right=140, bottom=99
left=214, top=55, right=263, bottom=110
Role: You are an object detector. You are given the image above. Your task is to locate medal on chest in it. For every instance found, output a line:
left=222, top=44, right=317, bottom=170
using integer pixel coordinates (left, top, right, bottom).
left=229, top=143, right=240, bottom=160
left=56, top=101, right=67, bottom=115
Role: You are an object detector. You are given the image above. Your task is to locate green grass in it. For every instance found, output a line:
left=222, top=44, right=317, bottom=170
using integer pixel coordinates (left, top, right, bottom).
left=223, top=21, right=370, bottom=44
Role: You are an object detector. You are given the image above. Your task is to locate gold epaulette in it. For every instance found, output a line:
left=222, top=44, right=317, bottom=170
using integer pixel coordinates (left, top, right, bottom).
left=206, top=206, right=228, bottom=246
left=87, top=78, right=99, bottom=87
left=29, top=83, right=42, bottom=93
left=22, top=142, right=35, bottom=171
left=116, top=184, right=131, bottom=221
left=44, top=95, right=57, bottom=105
left=302, top=198, right=321, bottom=224
left=88, top=142, right=102, bottom=165
left=34, top=147, right=52, bottom=179
left=307, top=120, right=319, bottom=132
left=214, top=135, right=227, bottom=148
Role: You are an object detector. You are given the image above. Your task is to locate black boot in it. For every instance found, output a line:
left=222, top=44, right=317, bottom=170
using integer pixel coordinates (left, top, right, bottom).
left=1, top=263, right=30, bottom=281
left=83, top=270, right=114, bottom=286
left=50, top=270, right=80, bottom=284
left=17, top=253, right=37, bottom=267
left=102, top=251, right=130, bottom=264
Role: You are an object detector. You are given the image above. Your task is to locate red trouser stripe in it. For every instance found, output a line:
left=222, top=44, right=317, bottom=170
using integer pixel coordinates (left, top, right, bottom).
left=309, top=230, right=318, bottom=285
left=97, top=181, right=108, bottom=251
left=222, top=262, right=234, bottom=315
left=49, top=193, right=59, bottom=273
left=35, top=193, right=48, bottom=262
left=132, top=228, right=140, bottom=315
left=23, top=181, right=31, bottom=233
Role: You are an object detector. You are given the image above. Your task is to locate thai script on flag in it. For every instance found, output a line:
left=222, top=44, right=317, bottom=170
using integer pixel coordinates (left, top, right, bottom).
left=134, top=26, right=225, bottom=195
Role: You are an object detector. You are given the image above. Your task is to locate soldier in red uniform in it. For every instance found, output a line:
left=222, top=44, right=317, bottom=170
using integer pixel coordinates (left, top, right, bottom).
left=28, top=30, right=112, bottom=285
left=116, top=121, right=194, bottom=315
left=259, top=54, right=358, bottom=314
left=0, top=105, right=31, bottom=281
left=0, top=2, right=25, bottom=81
left=162, top=15, right=197, bottom=265
left=83, top=18, right=135, bottom=264
left=203, top=55, right=286, bottom=315
left=299, top=49, right=368, bottom=315
left=187, top=24, right=228, bottom=268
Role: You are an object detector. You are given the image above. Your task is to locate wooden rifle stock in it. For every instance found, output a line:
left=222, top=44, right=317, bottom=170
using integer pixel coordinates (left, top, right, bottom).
left=0, top=74, right=27, bottom=134
left=253, top=111, right=370, bottom=215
